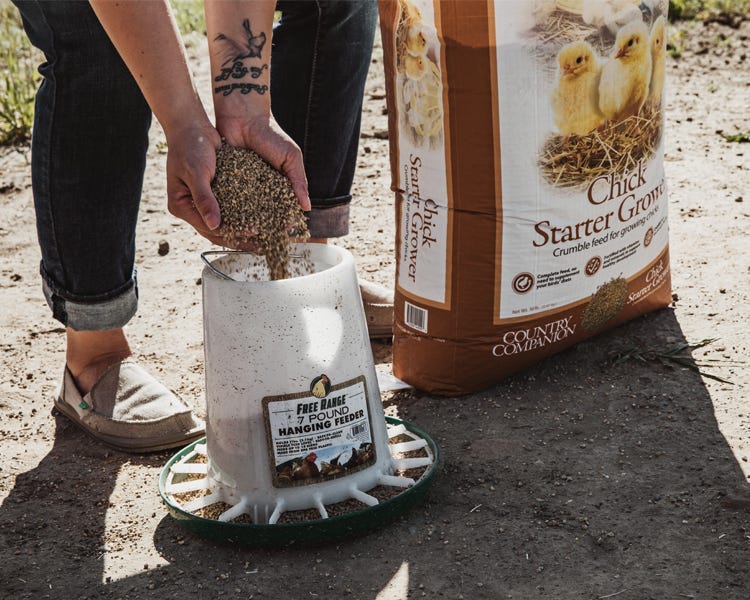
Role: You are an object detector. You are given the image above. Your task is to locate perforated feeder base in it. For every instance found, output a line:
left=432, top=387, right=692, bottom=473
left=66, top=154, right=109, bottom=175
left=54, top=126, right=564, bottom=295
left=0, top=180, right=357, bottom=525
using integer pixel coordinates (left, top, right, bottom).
left=159, top=417, right=439, bottom=547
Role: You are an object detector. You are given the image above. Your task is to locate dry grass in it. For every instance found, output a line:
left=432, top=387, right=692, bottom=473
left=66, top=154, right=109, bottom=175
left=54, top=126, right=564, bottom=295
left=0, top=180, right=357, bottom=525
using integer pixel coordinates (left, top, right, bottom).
left=529, top=8, right=603, bottom=49
left=539, top=104, right=663, bottom=189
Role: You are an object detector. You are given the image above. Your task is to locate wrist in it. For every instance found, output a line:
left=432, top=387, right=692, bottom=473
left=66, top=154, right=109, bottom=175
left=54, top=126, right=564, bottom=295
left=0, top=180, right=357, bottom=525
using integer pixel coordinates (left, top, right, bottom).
left=215, top=103, right=270, bottom=129
left=214, top=108, right=273, bottom=144
left=161, top=100, right=215, bottom=143
left=164, top=120, right=221, bottom=156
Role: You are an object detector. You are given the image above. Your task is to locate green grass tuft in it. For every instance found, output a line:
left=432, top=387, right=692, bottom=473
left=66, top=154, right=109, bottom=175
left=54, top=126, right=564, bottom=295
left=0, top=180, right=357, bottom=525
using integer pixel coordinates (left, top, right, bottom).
left=720, top=131, right=750, bottom=143
left=670, top=0, right=750, bottom=20
left=0, top=0, right=41, bottom=145
left=171, top=0, right=206, bottom=37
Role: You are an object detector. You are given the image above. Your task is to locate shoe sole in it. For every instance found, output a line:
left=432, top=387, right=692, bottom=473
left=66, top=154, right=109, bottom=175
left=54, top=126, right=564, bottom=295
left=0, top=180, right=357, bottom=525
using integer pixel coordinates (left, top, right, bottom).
left=54, top=395, right=205, bottom=453
left=368, top=326, right=393, bottom=340
left=365, top=302, right=393, bottom=340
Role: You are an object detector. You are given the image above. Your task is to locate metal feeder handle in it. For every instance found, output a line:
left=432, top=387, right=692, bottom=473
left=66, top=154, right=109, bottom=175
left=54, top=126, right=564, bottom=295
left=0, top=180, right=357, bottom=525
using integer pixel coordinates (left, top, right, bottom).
left=200, top=250, right=241, bottom=282
left=200, top=249, right=308, bottom=282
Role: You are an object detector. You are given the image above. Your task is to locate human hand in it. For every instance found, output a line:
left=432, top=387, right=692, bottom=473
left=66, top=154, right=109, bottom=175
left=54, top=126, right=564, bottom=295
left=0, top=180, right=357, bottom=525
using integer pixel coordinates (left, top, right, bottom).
left=165, top=121, right=261, bottom=250
left=216, top=112, right=311, bottom=212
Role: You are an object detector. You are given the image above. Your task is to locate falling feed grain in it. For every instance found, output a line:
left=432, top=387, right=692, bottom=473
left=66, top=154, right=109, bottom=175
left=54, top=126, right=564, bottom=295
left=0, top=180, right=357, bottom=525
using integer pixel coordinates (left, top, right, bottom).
left=211, top=142, right=310, bottom=280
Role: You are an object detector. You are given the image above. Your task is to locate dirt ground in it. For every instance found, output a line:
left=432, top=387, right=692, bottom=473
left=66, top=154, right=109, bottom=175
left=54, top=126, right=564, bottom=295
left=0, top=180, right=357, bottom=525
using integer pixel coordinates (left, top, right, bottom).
left=2, top=15, right=750, bottom=600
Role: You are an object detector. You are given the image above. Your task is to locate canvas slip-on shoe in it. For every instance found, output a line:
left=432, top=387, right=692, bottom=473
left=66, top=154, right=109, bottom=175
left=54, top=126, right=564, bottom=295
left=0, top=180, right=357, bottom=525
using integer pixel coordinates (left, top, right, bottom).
left=54, top=360, right=204, bottom=453
left=359, top=278, right=394, bottom=339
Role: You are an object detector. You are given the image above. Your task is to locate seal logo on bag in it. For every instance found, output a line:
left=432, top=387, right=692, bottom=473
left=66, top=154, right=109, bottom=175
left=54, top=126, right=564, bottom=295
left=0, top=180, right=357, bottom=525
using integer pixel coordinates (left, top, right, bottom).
left=512, top=272, right=535, bottom=294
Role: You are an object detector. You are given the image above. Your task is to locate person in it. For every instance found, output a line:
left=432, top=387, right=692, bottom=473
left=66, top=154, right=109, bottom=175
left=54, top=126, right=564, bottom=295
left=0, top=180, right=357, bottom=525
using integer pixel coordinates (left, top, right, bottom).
left=11, top=0, right=390, bottom=453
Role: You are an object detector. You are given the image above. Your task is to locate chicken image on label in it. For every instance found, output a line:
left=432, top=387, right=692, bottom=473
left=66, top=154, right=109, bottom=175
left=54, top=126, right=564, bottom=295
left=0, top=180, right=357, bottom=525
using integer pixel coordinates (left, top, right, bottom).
left=582, top=0, right=643, bottom=35
left=598, top=19, right=652, bottom=122
left=551, top=40, right=605, bottom=138
left=648, top=15, right=666, bottom=106
left=380, top=0, right=672, bottom=395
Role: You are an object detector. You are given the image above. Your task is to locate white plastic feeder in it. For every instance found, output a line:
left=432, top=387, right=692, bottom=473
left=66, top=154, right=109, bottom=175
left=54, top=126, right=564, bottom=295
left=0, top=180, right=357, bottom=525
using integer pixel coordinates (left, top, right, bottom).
left=185, top=244, right=415, bottom=524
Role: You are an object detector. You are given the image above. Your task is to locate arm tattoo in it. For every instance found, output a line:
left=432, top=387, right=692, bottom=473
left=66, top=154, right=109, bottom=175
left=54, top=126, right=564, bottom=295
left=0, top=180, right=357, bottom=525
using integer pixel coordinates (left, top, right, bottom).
left=214, top=61, right=268, bottom=82
left=249, top=64, right=268, bottom=79
left=214, top=82, right=269, bottom=96
left=212, top=19, right=269, bottom=96
left=214, top=18, right=267, bottom=66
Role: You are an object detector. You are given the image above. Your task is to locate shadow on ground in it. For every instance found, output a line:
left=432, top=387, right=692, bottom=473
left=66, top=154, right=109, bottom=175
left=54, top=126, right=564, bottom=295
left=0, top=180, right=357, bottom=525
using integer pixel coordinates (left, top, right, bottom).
left=1, top=309, right=748, bottom=599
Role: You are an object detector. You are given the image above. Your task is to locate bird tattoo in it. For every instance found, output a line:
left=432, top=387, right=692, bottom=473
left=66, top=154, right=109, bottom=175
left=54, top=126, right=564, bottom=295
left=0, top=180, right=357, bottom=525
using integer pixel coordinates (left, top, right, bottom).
left=214, top=19, right=267, bottom=66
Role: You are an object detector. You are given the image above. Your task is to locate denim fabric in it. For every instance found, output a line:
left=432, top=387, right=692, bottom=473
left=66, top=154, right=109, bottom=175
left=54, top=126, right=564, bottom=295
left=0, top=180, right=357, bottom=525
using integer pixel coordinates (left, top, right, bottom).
left=273, top=0, right=378, bottom=238
left=12, top=0, right=150, bottom=330
left=13, top=0, right=377, bottom=330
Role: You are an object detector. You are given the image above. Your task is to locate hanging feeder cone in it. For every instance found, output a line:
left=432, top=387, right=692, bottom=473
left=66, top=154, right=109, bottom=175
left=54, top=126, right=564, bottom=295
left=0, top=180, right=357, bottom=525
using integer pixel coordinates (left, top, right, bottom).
left=160, top=243, right=438, bottom=545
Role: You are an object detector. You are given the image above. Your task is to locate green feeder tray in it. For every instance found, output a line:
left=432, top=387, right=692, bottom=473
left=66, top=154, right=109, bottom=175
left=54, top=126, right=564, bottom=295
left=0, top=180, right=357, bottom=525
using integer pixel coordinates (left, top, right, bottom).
left=158, top=417, right=439, bottom=547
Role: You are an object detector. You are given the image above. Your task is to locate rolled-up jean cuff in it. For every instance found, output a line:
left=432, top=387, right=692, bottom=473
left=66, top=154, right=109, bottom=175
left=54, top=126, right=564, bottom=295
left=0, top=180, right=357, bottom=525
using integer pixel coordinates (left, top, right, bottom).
left=307, top=203, right=350, bottom=239
left=41, top=273, right=139, bottom=331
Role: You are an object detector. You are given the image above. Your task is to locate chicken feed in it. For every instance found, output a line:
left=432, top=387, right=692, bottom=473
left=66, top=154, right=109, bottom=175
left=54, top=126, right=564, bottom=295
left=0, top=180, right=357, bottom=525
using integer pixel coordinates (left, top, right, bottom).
left=211, top=142, right=309, bottom=280
left=379, top=0, right=672, bottom=395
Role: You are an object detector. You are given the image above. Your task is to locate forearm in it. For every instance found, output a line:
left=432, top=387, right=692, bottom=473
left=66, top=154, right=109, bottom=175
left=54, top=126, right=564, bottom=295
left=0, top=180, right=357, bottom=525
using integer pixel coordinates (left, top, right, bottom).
left=89, top=0, right=209, bottom=136
left=204, top=0, right=276, bottom=125
left=204, top=1, right=310, bottom=210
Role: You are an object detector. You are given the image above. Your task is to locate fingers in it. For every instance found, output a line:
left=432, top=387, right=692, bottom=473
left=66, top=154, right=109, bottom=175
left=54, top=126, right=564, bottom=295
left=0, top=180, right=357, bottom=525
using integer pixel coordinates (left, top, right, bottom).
left=268, top=134, right=310, bottom=211
left=168, top=192, right=261, bottom=251
left=254, top=142, right=310, bottom=212
left=167, top=189, right=215, bottom=234
left=168, top=177, right=264, bottom=251
left=189, top=177, right=222, bottom=231
left=282, top=150, right=311, bottom=212
left=244, top=137, right=310, bottom=211
left=165, top=123, right=224, bottom=232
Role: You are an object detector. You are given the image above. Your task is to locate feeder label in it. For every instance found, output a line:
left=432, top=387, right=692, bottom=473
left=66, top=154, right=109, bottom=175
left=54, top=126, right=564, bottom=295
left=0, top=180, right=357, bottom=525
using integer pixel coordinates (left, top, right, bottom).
left=263, top=375, right=376, bottom=488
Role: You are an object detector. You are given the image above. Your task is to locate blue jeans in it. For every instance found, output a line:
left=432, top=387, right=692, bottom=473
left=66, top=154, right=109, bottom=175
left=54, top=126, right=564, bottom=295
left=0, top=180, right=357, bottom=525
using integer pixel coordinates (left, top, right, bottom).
left=12, top=0, right=377, bottom=331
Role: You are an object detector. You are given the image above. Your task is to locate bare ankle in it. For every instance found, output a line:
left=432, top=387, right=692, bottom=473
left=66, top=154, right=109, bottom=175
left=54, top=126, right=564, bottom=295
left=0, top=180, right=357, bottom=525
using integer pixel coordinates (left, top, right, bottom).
left=66, top=328, right=132, bottom=393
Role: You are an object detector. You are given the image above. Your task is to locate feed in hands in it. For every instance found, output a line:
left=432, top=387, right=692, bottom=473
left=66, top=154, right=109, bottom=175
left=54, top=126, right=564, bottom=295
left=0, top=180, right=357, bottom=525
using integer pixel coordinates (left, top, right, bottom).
left=211, top=143, right=310, bottom=280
